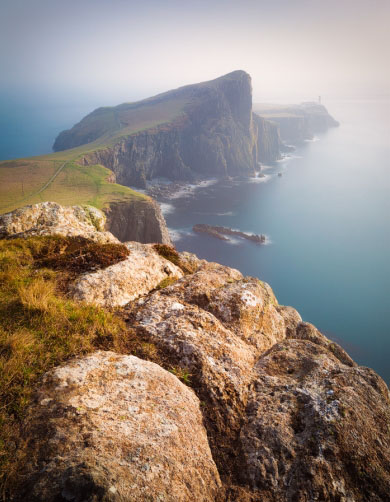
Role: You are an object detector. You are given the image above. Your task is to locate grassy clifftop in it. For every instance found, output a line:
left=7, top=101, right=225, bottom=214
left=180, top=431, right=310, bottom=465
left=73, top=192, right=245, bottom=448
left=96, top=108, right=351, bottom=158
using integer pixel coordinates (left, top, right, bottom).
left=0, top=158, right=147, bottom=215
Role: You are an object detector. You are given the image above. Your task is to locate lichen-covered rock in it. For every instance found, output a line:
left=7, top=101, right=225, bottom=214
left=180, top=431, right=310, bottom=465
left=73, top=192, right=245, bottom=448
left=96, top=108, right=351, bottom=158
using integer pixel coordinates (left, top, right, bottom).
left=162, top=265, right=285, bottom=354
left=294, top=322, right=356, bottom=367
left=9, top=351, right=222, bottom=502
left=0, top=202, right=118, bottom=244
left=71, top=242, right=183, bottom=307
left=276, top=305, right=302, bottom=338
left=239, top=339, right=390, bottom=502
left=130, top=291, right=256, bottom=429
left=125, top=263, right=289, bottom=479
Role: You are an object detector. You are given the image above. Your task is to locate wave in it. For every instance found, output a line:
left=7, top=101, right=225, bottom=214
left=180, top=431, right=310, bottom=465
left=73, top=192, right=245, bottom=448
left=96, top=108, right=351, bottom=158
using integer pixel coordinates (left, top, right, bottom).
left=169, top=228, right=193, bottom=242
left=216, top=211, right=235, bottom=216
left=247, top=174, right=272, bottom=183
left=159, top=202, right=175, bottom=215
left=304, top=136, right=320, bottom=142
left=169, top=178, right=218, bottom=199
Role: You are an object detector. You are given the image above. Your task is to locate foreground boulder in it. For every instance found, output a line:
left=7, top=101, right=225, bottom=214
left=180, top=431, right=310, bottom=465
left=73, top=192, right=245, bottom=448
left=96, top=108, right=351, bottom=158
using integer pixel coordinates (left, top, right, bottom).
left=239, top=339, right=390, bottom=502
left=71, top=242, right=184, bottom=307
left=0, top=202, right=118, bottom=244
left=10, top=351, right=222, bottom=502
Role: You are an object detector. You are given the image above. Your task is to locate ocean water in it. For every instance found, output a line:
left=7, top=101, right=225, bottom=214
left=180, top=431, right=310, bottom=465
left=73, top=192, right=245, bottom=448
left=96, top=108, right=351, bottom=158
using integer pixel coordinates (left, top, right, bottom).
left=164, top=99, right=390, bottom=383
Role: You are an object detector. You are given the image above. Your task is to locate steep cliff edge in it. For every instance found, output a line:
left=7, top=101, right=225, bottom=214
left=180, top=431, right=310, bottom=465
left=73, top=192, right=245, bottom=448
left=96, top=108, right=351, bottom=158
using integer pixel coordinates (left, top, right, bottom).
left=254, top=102, right=339, bottom=143
left=1, top=204, right=389, bottom=502
left=0, top=201, right=171, bottom=245
left=103, top=197, right=171, bottom=244
left=54, top=71, right=282, bottom=187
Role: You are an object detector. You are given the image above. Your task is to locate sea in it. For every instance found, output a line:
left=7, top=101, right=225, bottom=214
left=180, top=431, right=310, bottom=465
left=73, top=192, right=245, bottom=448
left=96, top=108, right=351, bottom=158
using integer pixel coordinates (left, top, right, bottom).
left=1, top=94, right=389, bottom=383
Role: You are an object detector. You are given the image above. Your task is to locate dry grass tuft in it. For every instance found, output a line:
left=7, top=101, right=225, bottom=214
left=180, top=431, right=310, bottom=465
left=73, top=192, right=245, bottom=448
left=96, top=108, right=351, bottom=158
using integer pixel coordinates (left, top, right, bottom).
left=153, top=244, right=193, bottom=274
left=17, top=277, right=56, bottom=312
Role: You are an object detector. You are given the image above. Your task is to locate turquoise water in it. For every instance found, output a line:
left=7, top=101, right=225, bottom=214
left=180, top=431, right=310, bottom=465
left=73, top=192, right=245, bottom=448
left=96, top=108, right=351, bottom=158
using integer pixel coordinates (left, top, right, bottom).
left=165, top=99, right=390, bottom=383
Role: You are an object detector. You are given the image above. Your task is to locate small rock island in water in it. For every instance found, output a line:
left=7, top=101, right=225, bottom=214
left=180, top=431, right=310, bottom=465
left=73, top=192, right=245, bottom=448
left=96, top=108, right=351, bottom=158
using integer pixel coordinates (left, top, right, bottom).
left=193, top=223, right=266, bottom=243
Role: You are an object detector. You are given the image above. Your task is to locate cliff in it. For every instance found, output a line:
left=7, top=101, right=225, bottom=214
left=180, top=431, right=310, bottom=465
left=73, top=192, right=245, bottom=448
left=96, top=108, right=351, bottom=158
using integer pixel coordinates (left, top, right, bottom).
left=1, top=203, right=389, bottom=502
left=54, top=71, right=282, bottom=187
left=254, top=102, right=339, bottom=143
left=0, top=201, right=171, bottom=245
left=103, top=198, right=171, bottom=244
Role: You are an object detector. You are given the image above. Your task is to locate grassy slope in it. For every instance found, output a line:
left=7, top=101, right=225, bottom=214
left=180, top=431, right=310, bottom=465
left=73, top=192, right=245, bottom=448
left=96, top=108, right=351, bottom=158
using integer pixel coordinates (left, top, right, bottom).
left=0, top=159, right=147, bottom=214
left=0, top=95, right=190, bottom=215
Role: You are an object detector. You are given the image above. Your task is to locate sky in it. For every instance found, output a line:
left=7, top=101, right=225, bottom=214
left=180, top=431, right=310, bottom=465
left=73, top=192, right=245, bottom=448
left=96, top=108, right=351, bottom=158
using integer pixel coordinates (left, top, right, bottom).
left=1, top=0, right=389, bottom=105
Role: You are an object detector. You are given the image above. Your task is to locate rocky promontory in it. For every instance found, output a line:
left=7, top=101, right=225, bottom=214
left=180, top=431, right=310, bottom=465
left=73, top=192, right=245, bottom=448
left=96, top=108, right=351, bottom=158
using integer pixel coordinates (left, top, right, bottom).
left=54, top=71, right=283, bottom=188
left=254, top=102, right=339, bottom=143
left=1, top=202, right=389, bottom=502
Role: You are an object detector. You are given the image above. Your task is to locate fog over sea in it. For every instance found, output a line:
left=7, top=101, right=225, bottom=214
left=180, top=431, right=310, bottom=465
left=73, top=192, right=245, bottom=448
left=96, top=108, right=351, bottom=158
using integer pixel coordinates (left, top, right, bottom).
left=0, top=95, right=389, bottom=383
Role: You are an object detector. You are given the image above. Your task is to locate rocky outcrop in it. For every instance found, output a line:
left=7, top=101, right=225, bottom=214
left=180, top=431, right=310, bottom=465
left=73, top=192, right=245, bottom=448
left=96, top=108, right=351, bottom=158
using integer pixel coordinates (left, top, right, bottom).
left=254, top=102, right=339, bottom=143
left=3, top=209, right=389, bottom=501
left=0, top=202, right=119, bottom=244
left=55, top=71, right=282, bottom=187
left=104, top=198, right=171, bottom=244
left=240, top=338, right=390, bottom=502
left=0, top=200, right=172, bottom=246
left=71, top=241, right=183, bottom=307
left=10, top=351, right=222, bottom=502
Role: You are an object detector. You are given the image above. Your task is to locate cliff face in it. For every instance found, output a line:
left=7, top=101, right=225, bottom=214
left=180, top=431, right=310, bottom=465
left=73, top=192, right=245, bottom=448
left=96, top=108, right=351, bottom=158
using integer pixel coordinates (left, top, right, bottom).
left=253, top=114, right=282, bottom=163
left=104, top=198, right=171, bottom=244
left=0, top=200, right=171, bottom=245
left=254, top=102, right=339, bottom=143
left=55, top=71, right=281, bottom=188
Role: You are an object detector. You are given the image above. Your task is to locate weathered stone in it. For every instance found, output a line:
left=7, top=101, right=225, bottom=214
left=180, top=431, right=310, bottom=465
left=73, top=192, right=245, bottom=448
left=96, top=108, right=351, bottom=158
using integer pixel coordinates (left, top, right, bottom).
left=163, top=266, right=285, bottom=355
left=276, top=305, right=302, bottom=338
left=239, top=339, right=390, bottom=502
left=71, top=242, right=183, bottom=307
left=295, top=322, right=356, bottom=367
left=125, top=263, right=289, bottom=481
left=10, top=351, right=222, bottom=502
left=0, top=202, right=118, bottom=244
left=130, top=291, right=256, bottom=431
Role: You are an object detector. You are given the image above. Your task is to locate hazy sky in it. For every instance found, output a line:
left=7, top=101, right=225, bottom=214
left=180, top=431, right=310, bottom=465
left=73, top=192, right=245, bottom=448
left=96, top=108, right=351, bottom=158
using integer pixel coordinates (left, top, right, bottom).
left=1, top=0, right=389, bottom=103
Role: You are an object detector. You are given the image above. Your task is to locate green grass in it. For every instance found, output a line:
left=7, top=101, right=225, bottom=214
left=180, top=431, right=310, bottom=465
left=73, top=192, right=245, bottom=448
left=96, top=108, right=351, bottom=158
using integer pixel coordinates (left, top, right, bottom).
left=0, top=159, right=148, bottom=215
left=0, top=236, right=131, bottom=492
left=50, top=95, right=190, bottom=158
